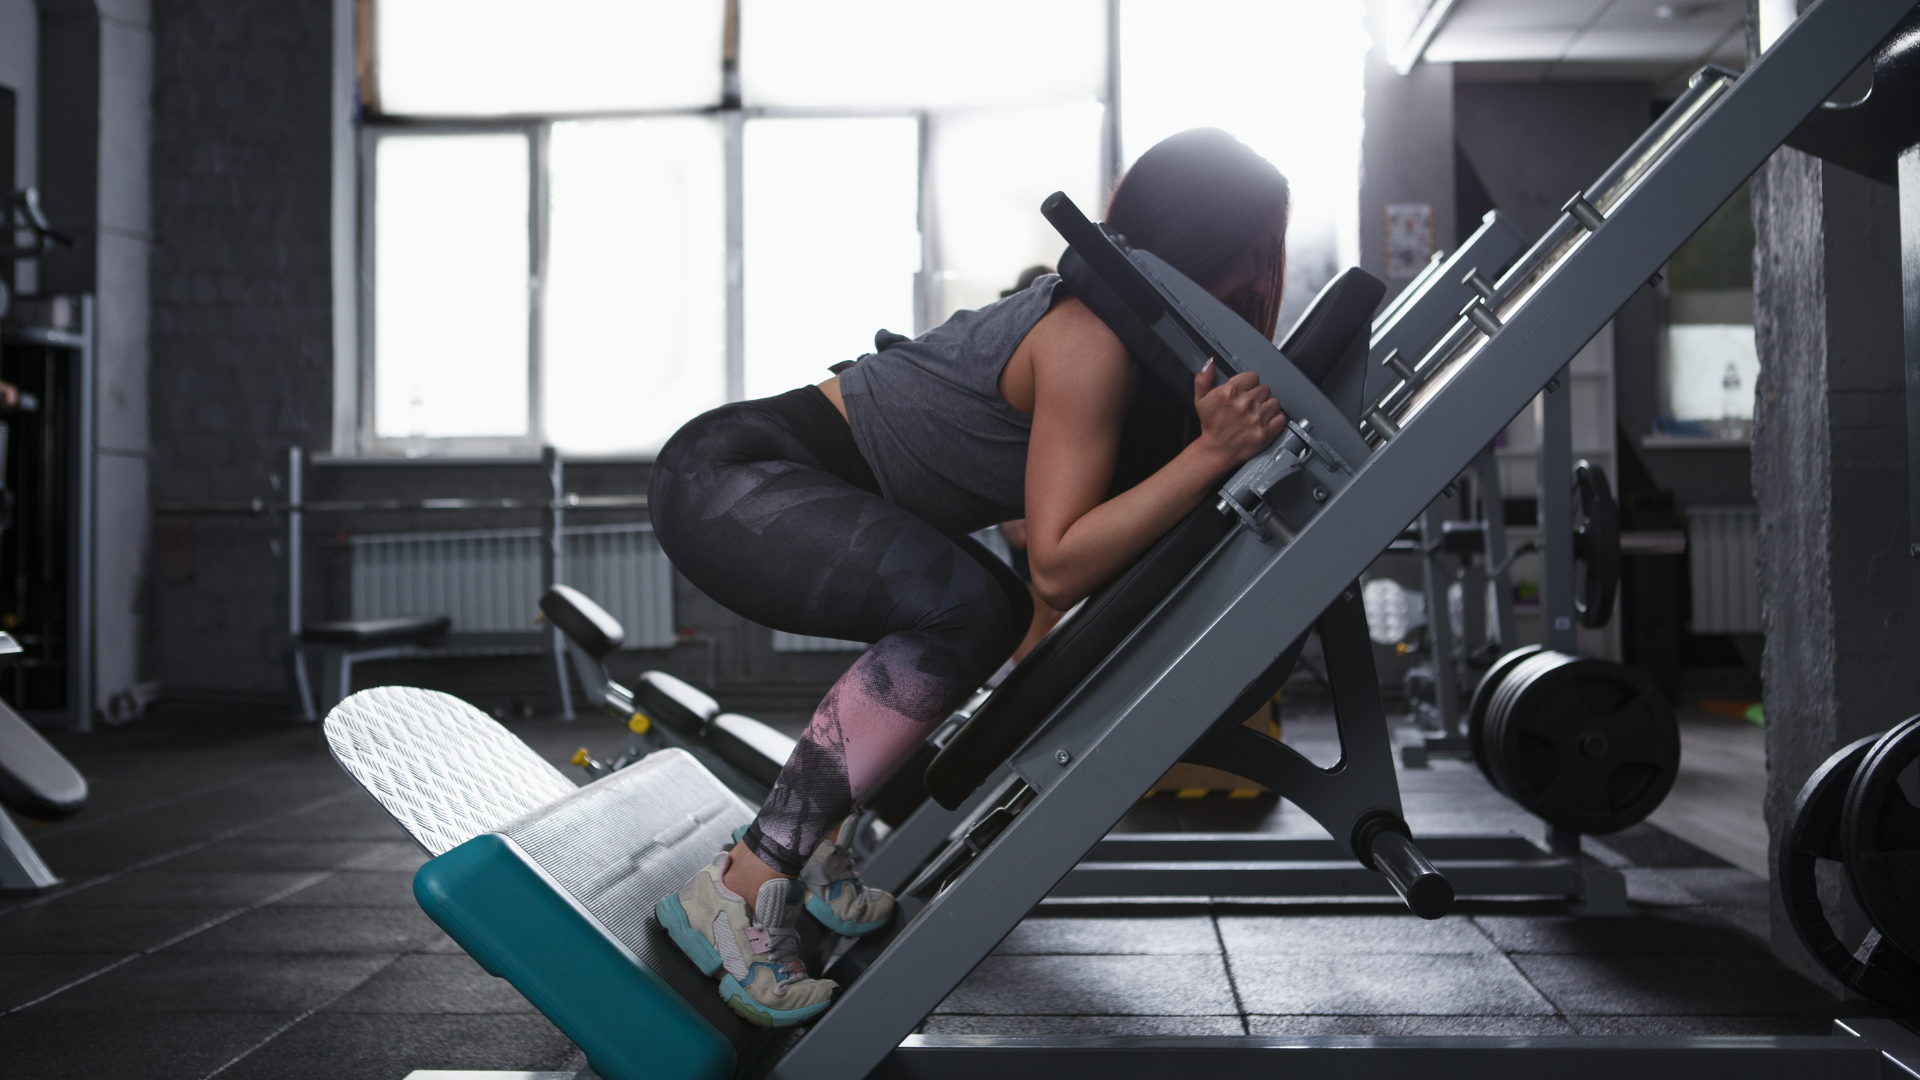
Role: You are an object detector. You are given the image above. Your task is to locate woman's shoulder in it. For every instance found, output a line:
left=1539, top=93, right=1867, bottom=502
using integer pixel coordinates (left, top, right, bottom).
left=1026, top=294, right=1129, bottom=368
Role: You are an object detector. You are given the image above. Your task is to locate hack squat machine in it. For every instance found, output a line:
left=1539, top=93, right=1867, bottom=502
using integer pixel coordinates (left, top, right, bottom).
left=319, top=2, right=1920, bottom=1077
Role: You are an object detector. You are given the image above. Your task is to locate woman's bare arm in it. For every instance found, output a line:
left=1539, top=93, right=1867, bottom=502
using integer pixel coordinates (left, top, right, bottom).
left=1019, top=300, right=1286, bottom=609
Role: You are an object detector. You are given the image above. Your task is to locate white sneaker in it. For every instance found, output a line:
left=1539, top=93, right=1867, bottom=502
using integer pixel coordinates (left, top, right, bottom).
left=655, top=854, right=837, bottom=1027
left=731, top=819, right=896, bottom=937
left=798, top=819, right=896, bottom=936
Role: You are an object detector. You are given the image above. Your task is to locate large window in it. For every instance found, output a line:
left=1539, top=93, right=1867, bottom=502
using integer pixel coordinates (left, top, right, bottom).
left=360, top=0, right=1366, bottom=457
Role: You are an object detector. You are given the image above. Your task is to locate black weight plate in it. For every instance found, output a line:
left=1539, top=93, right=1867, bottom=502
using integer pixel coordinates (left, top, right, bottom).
left=1571, top=461, right=1620, bottom=629
left=1485, top=652, right=1678, bottom=834
left=1481, top=650, right=1567, bottom=802
left=1468, top=645, right=1547, bottom=785
left=1844, top=714, right=1920, bottom=965
left=1781, top=734, right=1920, bottom=1011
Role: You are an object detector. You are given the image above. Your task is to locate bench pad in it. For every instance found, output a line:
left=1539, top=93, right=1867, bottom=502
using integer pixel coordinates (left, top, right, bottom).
left=0, top=698, right=86, bottom=820
left=541, top=584, right=625, bottom=659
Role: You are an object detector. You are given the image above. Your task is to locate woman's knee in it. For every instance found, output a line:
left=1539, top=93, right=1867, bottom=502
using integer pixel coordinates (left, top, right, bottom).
left=920, top=556, right=1023, bottom=682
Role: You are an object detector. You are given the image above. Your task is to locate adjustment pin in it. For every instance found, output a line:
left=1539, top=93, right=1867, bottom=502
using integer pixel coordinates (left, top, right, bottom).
left=1366, top=405, right=1402, bottom=439
left=1383, top=348, right=1418, bottom=384
left=1461, top=268, right=1497, bottom=302
left=1461, top=298, right=1504, bottom=337
left=1562, top=192, right=1606, bottom=232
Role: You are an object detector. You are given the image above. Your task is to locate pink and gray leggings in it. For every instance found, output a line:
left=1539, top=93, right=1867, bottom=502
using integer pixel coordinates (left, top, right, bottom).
left=649, top=389, right=1029, bottom=875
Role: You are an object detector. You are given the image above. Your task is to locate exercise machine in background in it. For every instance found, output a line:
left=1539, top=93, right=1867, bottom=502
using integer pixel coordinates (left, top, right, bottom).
left=0, top=632, right=87, bottom=890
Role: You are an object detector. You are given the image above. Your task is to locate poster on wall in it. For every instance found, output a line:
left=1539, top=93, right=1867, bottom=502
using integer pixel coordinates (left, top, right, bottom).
left=1384, top=203, right=1434, bottom=279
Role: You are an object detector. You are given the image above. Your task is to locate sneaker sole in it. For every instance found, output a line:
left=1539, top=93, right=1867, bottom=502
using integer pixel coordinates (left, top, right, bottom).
left=719, top=974, right=833, bottom=1027
left=654, top=893, right=725, bottom=978
left=804, top=894, right=891, bottom=937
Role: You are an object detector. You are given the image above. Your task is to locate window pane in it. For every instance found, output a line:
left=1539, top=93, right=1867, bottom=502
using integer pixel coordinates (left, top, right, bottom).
left=1121, top=0, right=1369, bottom=334
left=374, top=133, right=529, bottom=441
left=928, top=105, right=1105, bottom=323
left=741, top=0, right=1104, bottom=108
left=544, top=118, right=727, bottom=456
left=744, top=117, right=919, bottom=401
left=1666, top=324, right=1758, bottom=423
left=379, top=0, right=725, bottom=116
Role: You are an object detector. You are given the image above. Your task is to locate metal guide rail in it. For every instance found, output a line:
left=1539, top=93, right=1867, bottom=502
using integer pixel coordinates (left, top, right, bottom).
left=766, top=5, right=1920, bottom=1077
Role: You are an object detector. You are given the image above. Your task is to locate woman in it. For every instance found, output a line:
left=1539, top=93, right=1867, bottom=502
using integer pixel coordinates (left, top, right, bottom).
left=650, top=127, right=1291, bottom=1026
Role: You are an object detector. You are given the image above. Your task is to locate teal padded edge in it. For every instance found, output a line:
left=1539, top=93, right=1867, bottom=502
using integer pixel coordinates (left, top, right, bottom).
left=414, top=833, right=735, bottom=1080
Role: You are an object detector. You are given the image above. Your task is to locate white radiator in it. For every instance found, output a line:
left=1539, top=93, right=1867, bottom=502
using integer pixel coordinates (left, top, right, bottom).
left=1686, top=505, right=1761, bottom=634
left=771, top=631, right=866, bottom=653
left=348, top=524, right=676, bottom=648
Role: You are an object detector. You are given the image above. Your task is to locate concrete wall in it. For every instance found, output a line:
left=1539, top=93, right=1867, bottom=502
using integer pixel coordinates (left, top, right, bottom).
left=145, top=0, right=335, bottom=700
left=1752, top=148, right=1915, bottom=988
left=1358, top=8, right=1452, bottom=303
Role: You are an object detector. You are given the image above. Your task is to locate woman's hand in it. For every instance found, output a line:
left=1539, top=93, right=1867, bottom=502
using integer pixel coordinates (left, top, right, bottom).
left=1192, top=361, right=1286, bottom=473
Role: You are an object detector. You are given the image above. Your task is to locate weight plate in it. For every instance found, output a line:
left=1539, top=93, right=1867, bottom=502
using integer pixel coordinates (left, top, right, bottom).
left=1481, top=650, right=1568, bottom=804
left=1571, top=461, right=1620, bottom=630
left=1781, top=734, right=1920, bottom=1011
left=1843, top=714, right=1920, bottom=965
left=1482, top=651, right=1678, bottom=834
left=1468, top=645, right=1547, bottom=785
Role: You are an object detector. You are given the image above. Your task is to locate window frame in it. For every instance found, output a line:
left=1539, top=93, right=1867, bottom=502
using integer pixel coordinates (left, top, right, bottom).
left=350, top=2, right=1128, bottom=460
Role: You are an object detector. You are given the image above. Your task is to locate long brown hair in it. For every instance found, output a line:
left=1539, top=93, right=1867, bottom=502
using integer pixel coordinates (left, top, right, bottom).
left=1105, top=128, right=1291, bottom=339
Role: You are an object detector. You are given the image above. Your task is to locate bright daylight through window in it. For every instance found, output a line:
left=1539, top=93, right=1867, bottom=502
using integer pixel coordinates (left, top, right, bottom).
left=363, top=0, right=1369, bottom=457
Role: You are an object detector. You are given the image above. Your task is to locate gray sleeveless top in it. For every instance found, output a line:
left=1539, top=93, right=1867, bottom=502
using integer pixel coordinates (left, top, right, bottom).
left=839, top=276, right=1064, bottom=537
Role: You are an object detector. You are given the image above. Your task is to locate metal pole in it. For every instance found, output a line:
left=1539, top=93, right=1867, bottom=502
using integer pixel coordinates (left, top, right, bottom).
left=287, top=445, right=303, bottom=640
left=543, top=447, right=575, bottom=720
left=1103, top=0, right=1122, bottom=187
left=1417, top=502, right=1462, bottom=731
left=71, top=297, right=94, bottom=733
left=288, top=444, right=315, bottom=721
left=1476, top=445, right=1519, bottom=652
left=1538, top=366, right=1576, bottom=652
left=1901, top=143, right=1920, bottom=681
left=723, top=2, right=745, bottom=403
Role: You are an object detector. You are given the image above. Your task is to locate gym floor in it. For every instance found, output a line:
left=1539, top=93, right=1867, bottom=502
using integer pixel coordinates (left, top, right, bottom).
left=0, top=706, right=1870, bottom=1079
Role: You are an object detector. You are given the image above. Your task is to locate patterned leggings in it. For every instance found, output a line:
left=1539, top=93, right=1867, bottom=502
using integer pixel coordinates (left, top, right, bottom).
left=649, top=395, right=1029, bottom=875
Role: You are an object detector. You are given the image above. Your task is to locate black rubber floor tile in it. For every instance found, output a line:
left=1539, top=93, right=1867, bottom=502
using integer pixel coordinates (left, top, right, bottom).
left=242, top=813, right=408, bottom=843
left=339, top=842, right=430, bottom=872
left=1656, top=868, right=1770, bottom=910
left=1472, top=909, right=1766, bottom=955
left=327, top=952, right=537, bottom=1014
left=992, top=915, right=1220, bottom=955
left=1218, top=914, right=1494, bottom=955
left=217, top=1011, right=583, bottom=1080
left=0, top=904, right=234, bottom=954
left=934, top=954, right=1237, bottom=1016
left=274, top=871, right=418, bottom=908
left=1247, top=1014, right=1578, bottom=1035
left=412, top=926, right=467, bottom=954
left=26, top=829, right=228, bottom=874
left=165, top=840, right=389, bottom=872
left=1567, top=1015, right=1843, bottom=1036
left=47, top=870, right=320, bottom=909
left=34, top=951, right=396, bottom=1013
left=920, top=1014, right=1244, bottom=1035
left=1509, top=953, right=1847, bottom=1016
left=172, top=905, right=442, bottom=955
left=0, top=1008, right=298, bottom=1080
left=0, top=952, right=125, bottom=1010
left=1231, top=953, right=1554, bottom=1016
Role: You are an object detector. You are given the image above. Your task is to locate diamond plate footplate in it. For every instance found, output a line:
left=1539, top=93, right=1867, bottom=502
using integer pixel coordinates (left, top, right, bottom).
left=505, top=748, right=763, bottom=1053
left=324, top=686, right=577, bottom=855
